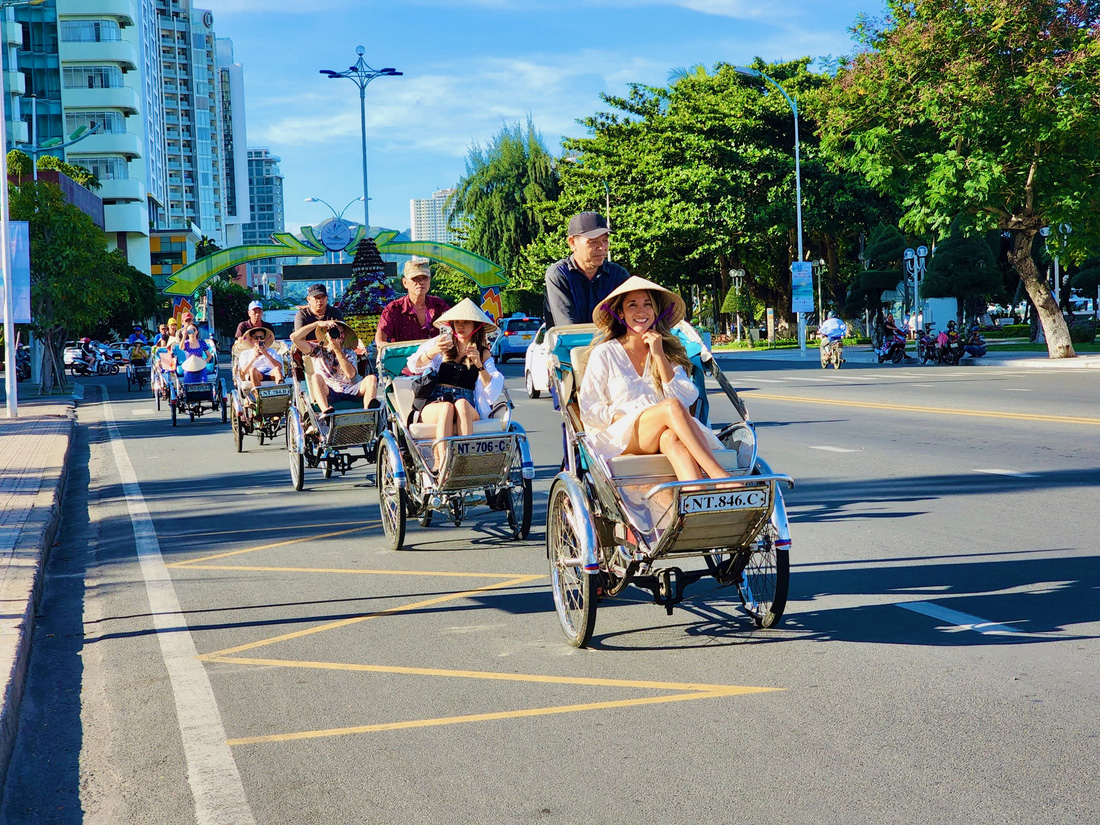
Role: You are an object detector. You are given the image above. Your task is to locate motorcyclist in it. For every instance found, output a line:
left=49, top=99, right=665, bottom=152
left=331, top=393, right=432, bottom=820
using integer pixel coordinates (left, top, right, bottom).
left=78, top=337, right=98, bottom=369
left=817, top=311, right=847, bottom=344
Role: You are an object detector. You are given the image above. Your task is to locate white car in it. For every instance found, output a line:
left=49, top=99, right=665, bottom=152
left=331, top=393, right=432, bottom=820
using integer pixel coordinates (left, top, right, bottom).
left=523, top=324, right=551, bottom=399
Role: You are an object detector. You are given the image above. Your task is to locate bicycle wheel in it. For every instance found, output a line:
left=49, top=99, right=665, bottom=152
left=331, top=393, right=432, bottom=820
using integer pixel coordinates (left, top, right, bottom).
left=505, top=447, right=532, bottom=540
left=232, top=408, right=244, bottom=453
left=547, top=479, right=596, bottom=648
left=287, top=424, right=304, bottom=491
left=737, top=523, right=789, bottom=628
left=377, top=438, right=407, bottom=551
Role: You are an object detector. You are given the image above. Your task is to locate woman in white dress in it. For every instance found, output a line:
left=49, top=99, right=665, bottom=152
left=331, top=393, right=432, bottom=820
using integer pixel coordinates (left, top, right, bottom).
left=579, top=276, right=730, bottom=482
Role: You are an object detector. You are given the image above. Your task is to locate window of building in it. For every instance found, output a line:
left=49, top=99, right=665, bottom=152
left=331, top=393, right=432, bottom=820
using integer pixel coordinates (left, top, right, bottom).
left=65, top=111, right=126, bottom=134
left=60, top=19, right=122, bottom=42
left=73, top=155, right=128, bottom=180
left=63, top=66, right=124, bottom=89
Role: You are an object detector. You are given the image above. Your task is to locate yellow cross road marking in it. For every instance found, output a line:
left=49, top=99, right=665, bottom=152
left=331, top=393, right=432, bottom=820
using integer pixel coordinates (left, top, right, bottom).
left=170, top=520, right=377, bottom=539
left=746, top=392, right=1100, bottom=426
left=203, top=575, right=543, bottom=658
left=180, top=564, right=535, bottom=578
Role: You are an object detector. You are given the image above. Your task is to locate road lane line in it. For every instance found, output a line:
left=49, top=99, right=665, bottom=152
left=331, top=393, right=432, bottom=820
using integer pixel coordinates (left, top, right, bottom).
left=204, top=575, right=544, bottom=658
left=1003, top=388, right=1033, bottom=392
left=973, top=469, right=1039, bottom=478
left=101, top=391, right=255, bottom=825
left=182, top=564, right=541, bottom=579
left=808, top=446, right=861, bottom=453
left=130, top=409, right=155, bottom=416
left=744, top=393, right=1100, bottom=426
left=169, top=524, right=376, bottom=567
left=898, top=602, right=1022, bottom=635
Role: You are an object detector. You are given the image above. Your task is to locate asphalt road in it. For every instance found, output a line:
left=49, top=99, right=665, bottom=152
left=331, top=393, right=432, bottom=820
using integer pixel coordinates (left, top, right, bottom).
left=3, top=358, right=1098, bottom=824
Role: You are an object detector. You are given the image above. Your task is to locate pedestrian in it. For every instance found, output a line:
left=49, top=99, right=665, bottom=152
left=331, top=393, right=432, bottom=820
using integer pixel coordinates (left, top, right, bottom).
left=543, top=211, right=630, bottom=327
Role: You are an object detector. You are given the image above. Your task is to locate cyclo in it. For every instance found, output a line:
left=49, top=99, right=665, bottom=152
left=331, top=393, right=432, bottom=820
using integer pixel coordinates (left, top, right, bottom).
left=169, top=350, right=228, bottom=426
left=545, top=321, right=794, bottom=648
left=374, top=321, right=534, bottom=552
left=285, top=327, right=381, bottom=490
left=228, top=331, right=293, bottom=452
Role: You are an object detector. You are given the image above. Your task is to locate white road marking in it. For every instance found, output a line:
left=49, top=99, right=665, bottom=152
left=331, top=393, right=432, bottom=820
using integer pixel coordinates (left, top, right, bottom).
left=908, top=383, right=935, bottom=387
left=808, top=445, right=861, bottom=453
left=899, top=602, right=1021, bottom=635
left=102, top=391, right=255, bottom=825
left=1003, top=388, right=1033, bottom=392
left=973, top=469, right=1039, bottom=478
left=131, top=409, right=156, bottom=416
left=743, top=378, right=787, bottom=384
left=795, top=376, right=831, bottom=382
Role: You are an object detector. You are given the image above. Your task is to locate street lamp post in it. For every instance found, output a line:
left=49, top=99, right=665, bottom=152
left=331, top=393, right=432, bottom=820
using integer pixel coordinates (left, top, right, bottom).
left=735, top=66, right=806, bottom=356
left=1039, top=224, right=1072, bottom=306
left=903, top=245, right=928, bottom=332
left=730, top=268, right=745, bottom=343
left=305, top=195, right=364, bottom=222
left=320, top=47, right=401, bottom=233
left=2, top=0, right=45, bottom=417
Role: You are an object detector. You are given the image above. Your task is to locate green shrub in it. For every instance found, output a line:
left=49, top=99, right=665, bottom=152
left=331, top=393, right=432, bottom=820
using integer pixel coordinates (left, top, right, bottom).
left=1068, top=319, right=1096, bottom=344
left=501, top=288, right=543, bottom=318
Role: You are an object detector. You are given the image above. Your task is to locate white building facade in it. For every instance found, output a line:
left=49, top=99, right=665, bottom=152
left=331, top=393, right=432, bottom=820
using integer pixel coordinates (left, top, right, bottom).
left=410, top=187, right=457, bottom=244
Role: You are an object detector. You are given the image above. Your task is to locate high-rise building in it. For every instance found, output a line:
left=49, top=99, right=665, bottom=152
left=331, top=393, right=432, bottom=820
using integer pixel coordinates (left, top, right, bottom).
left=410, top=188, right=457, bottom=244
left=216, top=37, right=248, bottom=247
left=242, top=147, right=284, bottom=294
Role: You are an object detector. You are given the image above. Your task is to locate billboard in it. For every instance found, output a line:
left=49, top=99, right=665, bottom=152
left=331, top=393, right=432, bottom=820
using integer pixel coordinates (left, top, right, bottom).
left=0, top=222, right=31, bottom=324
left=791, top=261, right=814, bottom=314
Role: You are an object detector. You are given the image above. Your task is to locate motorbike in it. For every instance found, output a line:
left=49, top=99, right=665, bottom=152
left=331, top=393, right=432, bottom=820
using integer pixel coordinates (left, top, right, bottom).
left=819, top=337, right=844, bottom=369
left=875, top=328, right=907, bottom=364
left=936, top=328, right=963, bottom=365
left=70, top=351, right=118, bottom=377
left=15, top=344, right=31, bottom=381
left=916, top=324, right=938, bottom=365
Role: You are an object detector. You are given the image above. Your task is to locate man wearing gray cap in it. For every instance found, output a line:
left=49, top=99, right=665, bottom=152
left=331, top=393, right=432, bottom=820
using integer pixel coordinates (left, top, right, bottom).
left=543, top=211, right=630, bottom=327
left=235, top=300, right=274, bottom=341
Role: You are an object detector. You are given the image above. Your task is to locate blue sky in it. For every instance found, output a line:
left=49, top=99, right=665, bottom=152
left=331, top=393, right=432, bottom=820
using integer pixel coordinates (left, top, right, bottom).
left=214, top=0, right=883, bottom=236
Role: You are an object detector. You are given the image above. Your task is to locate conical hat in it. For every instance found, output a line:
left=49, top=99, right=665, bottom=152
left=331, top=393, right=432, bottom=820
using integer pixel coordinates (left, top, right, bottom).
left=435, top=298, right=499, bottom=335
left=593, top=275, right=686, bottom=330
left=241, top=327, right=276, bottom=349
left=181, top=354, right=207, bottom=372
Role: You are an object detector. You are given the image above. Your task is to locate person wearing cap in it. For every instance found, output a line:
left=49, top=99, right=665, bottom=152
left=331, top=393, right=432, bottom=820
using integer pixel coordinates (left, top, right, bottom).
left=235, top=300, right=275, bottom=341
left=376, top=259, right=451, bottom=345
left=293, top=283, right=346, bottom=340
left=126, top=325, right=148, bottom=347
left=165, top=317, right=180, bottom=345
left=290, top=319, right=377, bottom=414
left=578, top=276, right=730, bottom=482
left=236, top=327, right=284, bottom=390
left=544, top=211, right=631, bottom=328
left=406, top=299, right=504, bottom=470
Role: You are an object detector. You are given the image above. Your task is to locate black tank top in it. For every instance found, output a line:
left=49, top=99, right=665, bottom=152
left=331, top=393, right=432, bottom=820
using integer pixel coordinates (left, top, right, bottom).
left=436, top=359, right=479, bottom=390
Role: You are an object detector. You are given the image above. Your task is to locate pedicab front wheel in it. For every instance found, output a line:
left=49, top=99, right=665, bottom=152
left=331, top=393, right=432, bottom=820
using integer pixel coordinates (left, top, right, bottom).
left=736, top=523, right=789, bottom=628
left=377, top=438, right=407, bottom=551
left=547, top=479, right=596, bottom=648
left=505, top=448, right=532, bottom=540
left=287, top=425, right=304, bottom=491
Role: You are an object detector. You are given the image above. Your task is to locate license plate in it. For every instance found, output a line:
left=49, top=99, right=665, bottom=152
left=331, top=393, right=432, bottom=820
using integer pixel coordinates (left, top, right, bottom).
left=680, top=488, right=768, bottom=514
left=521, top=335, right=532, bottom=341
left=259, top=386, right=291, bottom=397
left=454, top=438, right=511, bottom=456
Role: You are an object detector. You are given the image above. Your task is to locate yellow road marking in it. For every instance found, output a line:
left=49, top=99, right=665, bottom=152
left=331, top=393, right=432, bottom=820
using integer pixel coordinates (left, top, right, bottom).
left=168, top=524, right=377, bottom=568
left=204, top=575, right=543, bottom=658
left=180, top=564, right=540, bottom=579
left=226, top=690, right=772, bottom=746
left=169, top=521, right=376, bottom=539
left=746, top=392, right=1100, bottom=426
left=205, top=656, right=755, bottom=692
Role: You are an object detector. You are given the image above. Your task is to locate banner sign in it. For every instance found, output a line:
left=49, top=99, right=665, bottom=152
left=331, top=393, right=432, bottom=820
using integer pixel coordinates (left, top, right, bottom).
left=480, top=287, right=502, bottom=322
left=791, top=261, right=814, bottom=314
left=0, top=222, right=31, bottom=324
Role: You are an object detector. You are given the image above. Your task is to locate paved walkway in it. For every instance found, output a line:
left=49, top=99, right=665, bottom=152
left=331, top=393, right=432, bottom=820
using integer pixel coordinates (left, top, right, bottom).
left=0, top=393, right=77, bottom=794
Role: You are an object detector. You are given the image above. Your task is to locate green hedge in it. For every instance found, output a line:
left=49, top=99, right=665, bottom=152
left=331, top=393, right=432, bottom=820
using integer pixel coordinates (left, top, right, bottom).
left=501, top=288, right=543, bottom=318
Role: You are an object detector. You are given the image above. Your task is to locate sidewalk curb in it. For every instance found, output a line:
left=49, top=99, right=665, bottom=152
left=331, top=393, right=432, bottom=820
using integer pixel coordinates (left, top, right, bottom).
left=0, top=399, right=77, bottom=796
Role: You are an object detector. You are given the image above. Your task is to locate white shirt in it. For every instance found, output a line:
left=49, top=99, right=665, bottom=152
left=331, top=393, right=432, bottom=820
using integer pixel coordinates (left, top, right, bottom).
left=237, top=346, right=281, bottom=374
left=818, top=317, right=847, bottom=340
left=579, top=339, right=706, bottom=464
left=406, top=336, right=504, bottom=419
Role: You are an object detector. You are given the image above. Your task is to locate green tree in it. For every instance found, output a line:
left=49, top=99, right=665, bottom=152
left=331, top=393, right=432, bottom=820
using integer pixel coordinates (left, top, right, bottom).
left=94, top=254, right=159, bottom=340
left=449, top=119, right=561, bottom=289
left=846, top=221, right=907, bottom=315
left=209, top=280, right=258, bottom=339
left=37, top=154, right=100, bottom=190
left=9, top=180, right=127, bottom=391
left=921, top=220, right=999, bottom=322
left=820, top=0, right=1100, bottom=358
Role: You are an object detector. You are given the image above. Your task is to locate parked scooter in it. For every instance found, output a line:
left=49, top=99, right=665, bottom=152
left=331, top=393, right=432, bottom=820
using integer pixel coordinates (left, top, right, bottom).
left=917, top=323, right=939, bottom=365
left=876, top=328, right=907, bottom=364
left=15, top=343, right=31, bottom=381
left=936, top=321, right=964, bottom=365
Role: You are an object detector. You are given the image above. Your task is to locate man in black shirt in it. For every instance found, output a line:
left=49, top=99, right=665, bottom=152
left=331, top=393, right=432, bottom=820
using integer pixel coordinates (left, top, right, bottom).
left=293, top=283, right=346, bottom=341
left=543, top=211, right=630, bottom=327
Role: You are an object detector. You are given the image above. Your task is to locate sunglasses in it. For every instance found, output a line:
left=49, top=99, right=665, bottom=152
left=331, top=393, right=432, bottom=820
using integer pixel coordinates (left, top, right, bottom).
left=251, top=334, right=267, bottom=340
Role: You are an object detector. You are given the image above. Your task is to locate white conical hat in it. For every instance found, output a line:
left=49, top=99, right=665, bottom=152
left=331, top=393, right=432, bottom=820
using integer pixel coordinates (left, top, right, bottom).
left=593, top=275, right=686, bottom=330
left=435, top=298, right=499, bottom=335
left=181, top=354, right=207, bottom=372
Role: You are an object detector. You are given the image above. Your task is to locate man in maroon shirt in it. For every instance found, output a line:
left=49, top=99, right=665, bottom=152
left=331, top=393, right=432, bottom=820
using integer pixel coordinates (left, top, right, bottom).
left=376, top=260, right=451, bottom=345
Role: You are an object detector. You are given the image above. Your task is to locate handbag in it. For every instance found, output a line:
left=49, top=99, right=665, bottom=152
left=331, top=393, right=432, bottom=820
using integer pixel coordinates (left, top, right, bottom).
left=409, top=369, right=440, bottom=419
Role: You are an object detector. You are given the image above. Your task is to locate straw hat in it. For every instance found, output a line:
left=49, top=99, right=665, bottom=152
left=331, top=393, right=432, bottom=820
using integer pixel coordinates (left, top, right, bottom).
left=181, top=354, right=208, bottom=373
left=241, top=327, right=276, bottom=349
left=435, top=298, right=499, bottom=335
left=593, top=275, right=686, bottom=330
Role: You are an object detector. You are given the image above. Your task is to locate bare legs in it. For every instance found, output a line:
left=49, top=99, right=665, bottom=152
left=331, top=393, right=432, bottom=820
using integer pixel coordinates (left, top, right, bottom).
left=420, top=398, right=479, bottom=471
left=625, top=398, right=730, bottom=481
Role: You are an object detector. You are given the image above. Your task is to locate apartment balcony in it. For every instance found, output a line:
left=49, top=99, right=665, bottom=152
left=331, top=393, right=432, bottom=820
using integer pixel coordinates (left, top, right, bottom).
left=4, top=70, right=25, bottom=96
left=62, top=85, right=140, bottom=115
left=70, top=131, right=143, bottom=160
left=57, top=0, right=136, bottom=27
left=60, top=40, right=139, bottom=72
left=104, top=200, right=149, bottom=236
left=2, top=20, right=21, bottom=45
left=97, top=177, right=145, bottom=204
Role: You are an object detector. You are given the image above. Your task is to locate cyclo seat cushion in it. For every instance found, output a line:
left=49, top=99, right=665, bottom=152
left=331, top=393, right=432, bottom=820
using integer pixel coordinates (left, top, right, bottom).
left=607, top=449, right=746, bottom=479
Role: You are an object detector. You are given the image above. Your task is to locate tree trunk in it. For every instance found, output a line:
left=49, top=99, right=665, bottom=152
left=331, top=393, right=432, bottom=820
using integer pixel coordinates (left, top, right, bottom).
left=1009, top=231, right=1075, bottom=358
